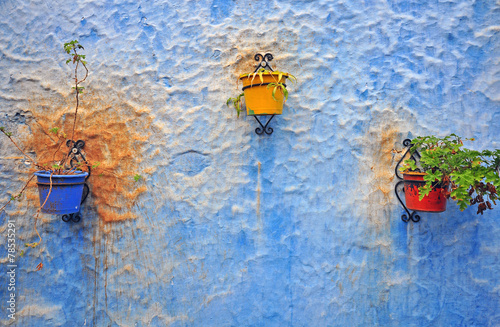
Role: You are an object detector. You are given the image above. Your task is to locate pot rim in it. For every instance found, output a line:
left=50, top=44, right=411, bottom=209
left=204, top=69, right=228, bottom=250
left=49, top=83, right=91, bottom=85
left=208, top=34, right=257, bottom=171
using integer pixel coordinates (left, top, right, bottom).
left=34, top=170, right=89, bottom=178
left=402, top=171, right=427, bottom=176
left=239, top=72, right=290, bottom=80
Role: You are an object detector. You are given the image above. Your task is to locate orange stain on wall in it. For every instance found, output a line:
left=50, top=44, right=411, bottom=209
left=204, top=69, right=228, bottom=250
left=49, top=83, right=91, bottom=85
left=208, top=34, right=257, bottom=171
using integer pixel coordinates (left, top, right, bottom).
left=25, top=89, right=152, bottom=222
left=372, top=128, right=398, bottom=193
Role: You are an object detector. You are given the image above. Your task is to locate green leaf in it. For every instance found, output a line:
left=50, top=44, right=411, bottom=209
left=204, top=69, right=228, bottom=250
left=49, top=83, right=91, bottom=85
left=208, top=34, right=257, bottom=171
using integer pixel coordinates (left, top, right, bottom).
left=49, top=127, right=59, bottom=134
left=423, top=170, right=440, bottom=183
left=250, top=72, right=257, bottom=84
left=226, top=93, right=245, bottom=117
left=418, top=185, right=432, bottom=201
left=485, top=171, right=500, bottom=184
left=287, top=73, right=297, bottom=83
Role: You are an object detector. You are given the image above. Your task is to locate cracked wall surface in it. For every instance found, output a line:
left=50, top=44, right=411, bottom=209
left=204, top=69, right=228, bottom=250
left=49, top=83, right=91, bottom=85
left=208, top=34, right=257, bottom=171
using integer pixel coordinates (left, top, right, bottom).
left=0, top=0, right=499, bottom=326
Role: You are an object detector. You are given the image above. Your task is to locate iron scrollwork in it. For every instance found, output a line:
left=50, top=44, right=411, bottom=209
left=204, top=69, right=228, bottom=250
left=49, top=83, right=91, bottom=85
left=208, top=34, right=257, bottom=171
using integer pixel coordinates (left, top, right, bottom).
left=251, top=53, right=277, bottom=135
left=62, top=139, right=91, bottom=223
left=253, top=53, right=274, bottom=73
left=394, top=139, right=421, bottom=223
left=254, top=115, right=275, bottom=135
left=62, top=212, right=82, bottom=223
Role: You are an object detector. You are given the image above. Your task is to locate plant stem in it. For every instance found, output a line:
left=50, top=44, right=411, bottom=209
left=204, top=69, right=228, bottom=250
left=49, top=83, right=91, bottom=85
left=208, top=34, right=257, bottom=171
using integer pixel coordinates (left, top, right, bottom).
left=0, top=129, right=43, bottom=169
left=51, top=137, right=66, bottom=162
left=70, top=48, right=88, bottom=143
left=0, top=174, right=35, bottom=213
left=28, top=172, right=54, bottom=248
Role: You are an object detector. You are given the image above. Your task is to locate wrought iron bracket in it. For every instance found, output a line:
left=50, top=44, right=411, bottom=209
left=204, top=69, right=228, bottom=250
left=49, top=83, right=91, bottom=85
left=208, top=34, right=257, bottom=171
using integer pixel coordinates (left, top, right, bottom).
left=253, top=53, right=274, bottom=73
left=394, top=138, right=421, bottom=223
left=250, top=53, right=278, bottom=135
left=62, top=139, right=91, bottom=223
left=62, top=212, right=82, bottom=223
left=254, top=115, right=275, bottom=135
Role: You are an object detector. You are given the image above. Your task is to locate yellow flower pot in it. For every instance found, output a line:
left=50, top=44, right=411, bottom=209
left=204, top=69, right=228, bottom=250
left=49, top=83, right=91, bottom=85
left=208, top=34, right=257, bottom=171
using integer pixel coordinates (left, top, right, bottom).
left=239, top=72, right=289, bottom=116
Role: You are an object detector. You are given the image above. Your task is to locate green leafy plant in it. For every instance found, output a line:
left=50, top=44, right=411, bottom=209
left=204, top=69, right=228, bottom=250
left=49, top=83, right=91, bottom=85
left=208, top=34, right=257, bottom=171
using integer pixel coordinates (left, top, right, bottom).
left=226, top=68, right=296, bottom=116
left=226, top=93, right=244, bottom=117
left=401, top=134, right=500, bottom=214
left=134, top=174, right=142, bottom=182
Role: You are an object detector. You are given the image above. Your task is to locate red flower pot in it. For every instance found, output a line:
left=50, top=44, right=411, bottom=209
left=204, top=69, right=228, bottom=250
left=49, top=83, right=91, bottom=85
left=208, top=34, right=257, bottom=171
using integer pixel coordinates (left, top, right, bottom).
left=403, top=172, right=449, bottom=212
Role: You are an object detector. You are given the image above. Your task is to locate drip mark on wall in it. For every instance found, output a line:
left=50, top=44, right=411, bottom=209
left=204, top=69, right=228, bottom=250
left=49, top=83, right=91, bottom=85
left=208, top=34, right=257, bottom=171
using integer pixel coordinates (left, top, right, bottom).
left=257, top=161, right=261, bottom=220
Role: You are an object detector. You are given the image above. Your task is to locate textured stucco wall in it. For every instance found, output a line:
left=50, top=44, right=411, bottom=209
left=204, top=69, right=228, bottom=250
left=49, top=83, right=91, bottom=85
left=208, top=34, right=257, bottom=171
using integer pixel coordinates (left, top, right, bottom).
left=0, top=0, right=499, bottom=326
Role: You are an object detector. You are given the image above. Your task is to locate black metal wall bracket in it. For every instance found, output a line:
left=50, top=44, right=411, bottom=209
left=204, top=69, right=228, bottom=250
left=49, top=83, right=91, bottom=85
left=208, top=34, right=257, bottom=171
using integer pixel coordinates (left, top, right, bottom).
left=253, top=53, right=274, bottom=73
left=62, top=139, right=91, bottom=223
left=250, top=53, right=278, bottom=136
left=254, top=115, right=275, bottom=135
left=394, top=139, right=421, bottom=223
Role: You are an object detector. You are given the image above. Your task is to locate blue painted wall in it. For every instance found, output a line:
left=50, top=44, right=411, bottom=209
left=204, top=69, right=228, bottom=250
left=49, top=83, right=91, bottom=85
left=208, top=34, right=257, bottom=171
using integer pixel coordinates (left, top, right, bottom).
left=0, top=0, right=499, bottom=326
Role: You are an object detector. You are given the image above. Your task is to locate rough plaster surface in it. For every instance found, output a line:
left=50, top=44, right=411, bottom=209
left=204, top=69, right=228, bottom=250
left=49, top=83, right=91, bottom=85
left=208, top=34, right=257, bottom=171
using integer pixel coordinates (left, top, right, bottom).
left=0, top=0, right=499, bottom=326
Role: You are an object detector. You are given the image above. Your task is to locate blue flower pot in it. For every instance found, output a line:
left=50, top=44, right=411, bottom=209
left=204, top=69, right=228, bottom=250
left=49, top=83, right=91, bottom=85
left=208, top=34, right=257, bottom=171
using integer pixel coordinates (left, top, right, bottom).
left=34, top=171, right=89, bottom=214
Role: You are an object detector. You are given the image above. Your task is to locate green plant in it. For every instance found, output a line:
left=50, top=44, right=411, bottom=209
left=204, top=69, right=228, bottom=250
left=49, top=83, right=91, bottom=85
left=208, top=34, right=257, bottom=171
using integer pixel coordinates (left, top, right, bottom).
left=226, top=93, right=244, bottom=117
left=49, top=127, right=59, bottom=134
left=226, top=68, right=296, bottom=117
left=64, top=40, right=88, bottom=142
left=401, top=134, right=500, bottom=214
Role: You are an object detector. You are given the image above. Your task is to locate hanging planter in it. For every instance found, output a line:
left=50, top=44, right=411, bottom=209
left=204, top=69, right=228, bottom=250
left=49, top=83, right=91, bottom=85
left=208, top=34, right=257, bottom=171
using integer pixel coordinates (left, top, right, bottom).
left=226, top=53, right=296, bottom=135
left=239, top=72, right=289, bottom=116
left=395, top=135, right=500, bottom=222
left=403, top=172, right=448, bottom=212
left=34, top=171, right=89, bottom=215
